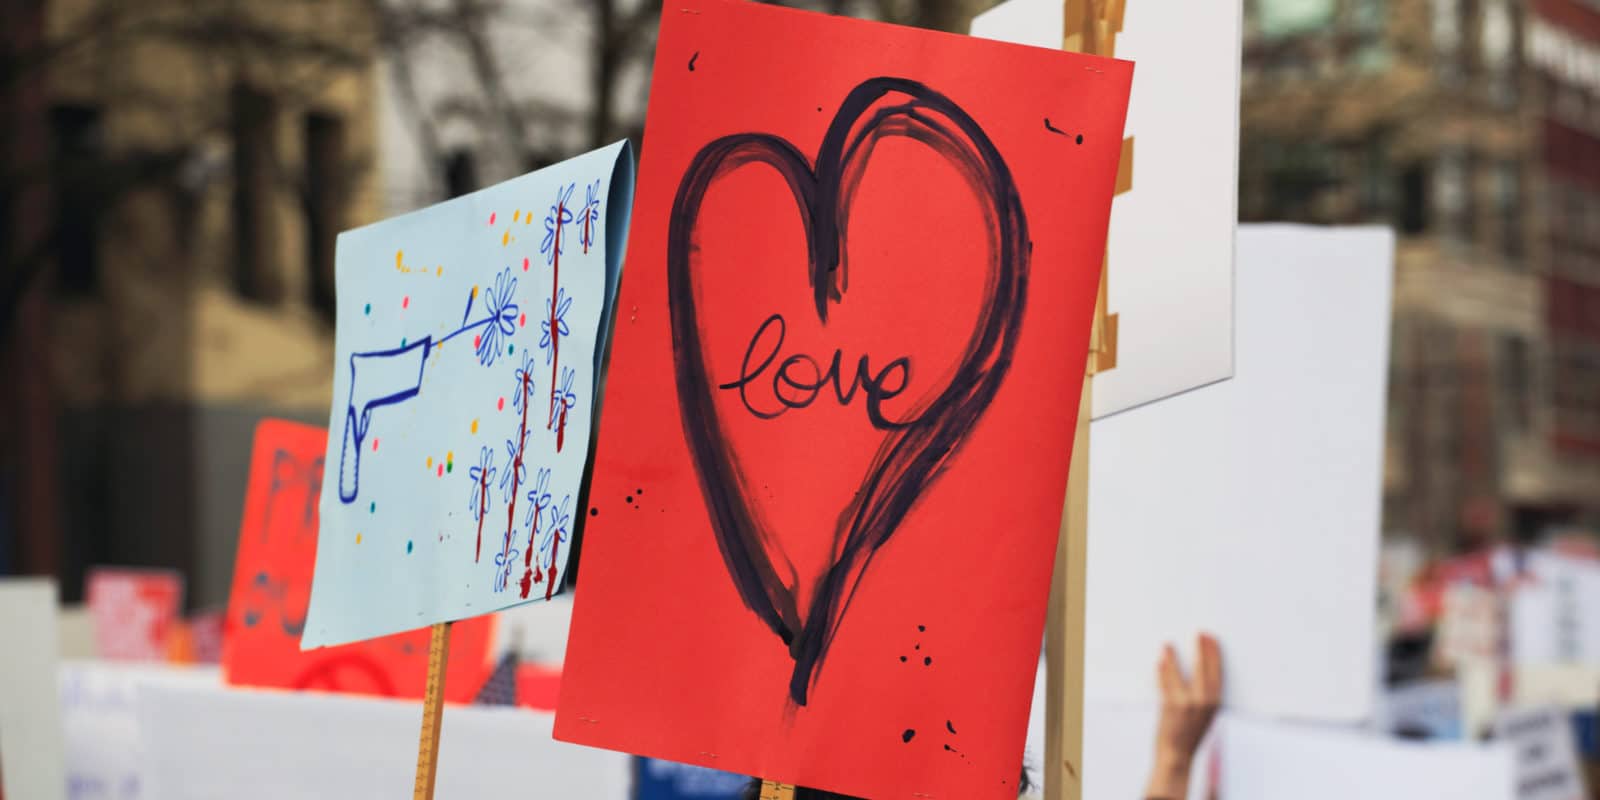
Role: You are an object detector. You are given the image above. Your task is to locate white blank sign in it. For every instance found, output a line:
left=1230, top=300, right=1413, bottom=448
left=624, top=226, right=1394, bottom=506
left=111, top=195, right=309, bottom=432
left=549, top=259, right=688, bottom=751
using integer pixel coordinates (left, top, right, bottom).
left=0, top=578, right=66, bottom=800
left=138, top=682, right=630, bottom=800
left=1085, top=226, right=1394, bottom=722
left=971, top=0, right=1240, bottom=417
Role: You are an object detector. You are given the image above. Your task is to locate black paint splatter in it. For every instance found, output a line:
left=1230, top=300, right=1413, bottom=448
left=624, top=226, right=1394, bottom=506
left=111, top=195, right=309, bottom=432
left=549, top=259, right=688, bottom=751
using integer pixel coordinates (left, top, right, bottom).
left=902, top=729, right=916, bottom=743
left=636, top=488, right=644, bottom=495
left=1076, top=133, right=1084, bottom=145
left=1044, top=117, right=1068, bottom=136
left=917, top=624, right=926, bottom=632
left=924, top=656, right=932, bottom=666
left=946, top=720, right=957, bottom=734
left=589, top=507, right=599, bottom=517
left=688, top=51, right=699, bottom=71
left=899, top=656, right=907, bottom=663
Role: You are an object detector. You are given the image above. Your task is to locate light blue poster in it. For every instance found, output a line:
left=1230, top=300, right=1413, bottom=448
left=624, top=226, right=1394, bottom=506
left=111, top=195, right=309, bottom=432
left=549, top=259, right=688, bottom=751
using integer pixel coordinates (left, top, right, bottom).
left=302, top=141, right=634, bottom=648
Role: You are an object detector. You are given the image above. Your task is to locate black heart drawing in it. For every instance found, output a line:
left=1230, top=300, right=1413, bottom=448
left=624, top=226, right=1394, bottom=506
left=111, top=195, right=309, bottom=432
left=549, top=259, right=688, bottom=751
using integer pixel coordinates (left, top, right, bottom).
left=668, top=77, right=1029, bottom=706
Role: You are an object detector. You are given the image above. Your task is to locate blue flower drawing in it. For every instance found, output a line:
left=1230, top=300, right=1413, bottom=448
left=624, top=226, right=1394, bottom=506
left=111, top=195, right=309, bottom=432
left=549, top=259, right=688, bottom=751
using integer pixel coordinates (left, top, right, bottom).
left=538, top=288, right=572, bottom=365
left=576, top=179, right=602, bottom=252
left=511, top=349, right=537, bottom=412
left=475, top=268, right=520, bottom=367
left=466, top=446, right=496, bottom=520
left=549, top=366, right=578, bottom=430
left=540, top=183, right=576, bottom=265
left=493, top=547, right=520, bottom=593
left=498, top=432, right=528, bottom=504
left=522, top=467, right=552, bottom=533
left=539, top=495, right=572, bottom=557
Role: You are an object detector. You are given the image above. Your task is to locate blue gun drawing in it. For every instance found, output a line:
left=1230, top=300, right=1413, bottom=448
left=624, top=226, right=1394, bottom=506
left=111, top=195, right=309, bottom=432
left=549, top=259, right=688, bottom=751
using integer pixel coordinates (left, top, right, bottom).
left=337, top=339, right=431, bottom=504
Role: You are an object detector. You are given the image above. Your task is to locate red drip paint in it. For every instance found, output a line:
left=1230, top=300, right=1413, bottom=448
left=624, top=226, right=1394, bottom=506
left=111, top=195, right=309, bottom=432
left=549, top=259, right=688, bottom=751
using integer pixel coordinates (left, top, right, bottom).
left=524, top=498, right=544, bottom=568
left=522, top=256, right=530, bottom=271
left=372, top=438, right=379, bottom=452
left=500, top=372, right=533, bottom=584
left=489, top=212, right=496, bottom=225
left=475, top=470, right=488, bottom=562
left=582, top=214, right=591, bottom=255
left=519, top=570, right=532, bottom=598
left=545, top=534, right=561, bottom=600
left=549, top=202, right=562, bottom=430
left=556, top=405, right=568, bottom=452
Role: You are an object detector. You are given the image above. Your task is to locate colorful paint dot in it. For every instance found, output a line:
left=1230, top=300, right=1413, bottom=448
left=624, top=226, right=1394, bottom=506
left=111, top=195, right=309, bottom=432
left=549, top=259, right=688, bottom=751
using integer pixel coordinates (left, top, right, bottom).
left=514, top=210, right=521, bottom=222
left=447, top=451, right=454, bottom=463
left=369, top=501, right=375, bottom=514
left=519, top=313, right=526, bottom=328
left=501, top=230, right=511, bottom=246
left=395, top=250, right=404, bottom=268
left=436, top=464, right=444, bottom=477
left=364, top=303, right=371, bottom=315
left=508, top=343, right=515, bottom=354
left=356, top=533, right=362, bottom=544
left=372, top=438, right=379, bottom=452
left=402, top=295, right=410, bottom=309
left=522, top=257, right=530, bottom=271
left=407, top=540, right=414, bottom=554
left=488, top=212, right=496, bottom=225
left=401, top=338, right=407, bottom=347
left=471, top=418, right=479, bottom=434
left=436, top=266, right=443, bottom=277
left=446, top=462, right=453, bottom=473
left=497, top=397, right=505, bottom=411
left=472, top=285, right=478, bottom=299
left=426, top=456, right=433, bottom=469
left=474, top=334, right=482, bottom=349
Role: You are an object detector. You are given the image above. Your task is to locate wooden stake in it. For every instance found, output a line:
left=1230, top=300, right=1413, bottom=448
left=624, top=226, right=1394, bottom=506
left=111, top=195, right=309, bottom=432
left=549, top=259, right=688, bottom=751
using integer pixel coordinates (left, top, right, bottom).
left=413, top=621, right=453, bottom=800
left=758, top=779, right=796, bottom=799
left=1048, top=2, right=1129, bottom=797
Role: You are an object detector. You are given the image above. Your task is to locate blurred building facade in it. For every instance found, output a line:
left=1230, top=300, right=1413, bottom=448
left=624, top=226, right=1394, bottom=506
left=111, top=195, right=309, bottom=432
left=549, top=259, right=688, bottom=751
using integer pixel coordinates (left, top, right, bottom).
left=1, top=0, right=380, bottom=605
left=1241, top=0, right=1600, bottom=553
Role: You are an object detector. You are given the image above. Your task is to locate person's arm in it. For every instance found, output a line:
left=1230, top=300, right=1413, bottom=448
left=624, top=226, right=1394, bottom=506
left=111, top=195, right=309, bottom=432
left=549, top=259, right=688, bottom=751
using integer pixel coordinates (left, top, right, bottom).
left=1144, top=633, right=1223, bottom=800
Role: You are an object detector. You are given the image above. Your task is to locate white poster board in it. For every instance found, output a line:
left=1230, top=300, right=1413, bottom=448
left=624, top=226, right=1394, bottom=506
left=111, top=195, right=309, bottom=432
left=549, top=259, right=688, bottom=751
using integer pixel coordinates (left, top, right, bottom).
left=58, top=661, right=218, bottom=800
left=1221, top=715, right=1516, bottom=800
left=0, top=577, right=67, bottom=800
left=138, top=682, right=630, bottom=799
left=1085, top=226, right=1393, bottom=721
left=971, top=0, right=1240, bottom=417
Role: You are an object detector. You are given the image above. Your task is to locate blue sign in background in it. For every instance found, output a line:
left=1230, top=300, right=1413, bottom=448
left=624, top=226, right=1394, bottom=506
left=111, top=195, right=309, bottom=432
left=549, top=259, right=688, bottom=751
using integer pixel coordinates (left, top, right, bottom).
left=633, top=757, right=749, bottom=800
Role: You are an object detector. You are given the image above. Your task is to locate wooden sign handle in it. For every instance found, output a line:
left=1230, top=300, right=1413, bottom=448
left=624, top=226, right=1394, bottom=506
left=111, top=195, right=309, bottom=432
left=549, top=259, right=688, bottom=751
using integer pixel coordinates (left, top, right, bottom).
left=759, top=779, right=796, bottom=799
left=413, top=621, right=453, bottom=800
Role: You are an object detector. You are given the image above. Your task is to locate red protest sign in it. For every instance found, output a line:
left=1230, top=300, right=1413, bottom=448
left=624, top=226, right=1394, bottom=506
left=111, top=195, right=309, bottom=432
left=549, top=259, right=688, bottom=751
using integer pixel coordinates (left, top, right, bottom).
left=221, top=419, right=493, bottom=702
left=554, top=3, right=1130, bottom=798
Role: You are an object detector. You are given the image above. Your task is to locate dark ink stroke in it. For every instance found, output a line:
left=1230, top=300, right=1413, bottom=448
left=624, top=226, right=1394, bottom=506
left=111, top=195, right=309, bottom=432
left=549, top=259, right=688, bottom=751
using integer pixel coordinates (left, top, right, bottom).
left=1043, top=118, right=1068, bottom=137
left=689, top=51, right=699, bottom=71
left=667, top=77, right=1029, bottom=706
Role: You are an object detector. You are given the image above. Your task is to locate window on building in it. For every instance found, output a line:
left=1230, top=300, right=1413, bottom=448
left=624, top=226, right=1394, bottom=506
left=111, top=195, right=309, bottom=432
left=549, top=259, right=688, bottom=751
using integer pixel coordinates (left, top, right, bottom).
left=232, top=84, right=280, bottom=303
left=50, top=105, right=104, bottom=296
left=1432, top=0, right=1462, bottom=76
left=305, top=111, right=345, bottom=320
left=1435, top=148, right=1471, bottom=247
left=1400, top=163, right=1430, bottom=233
left=1495, top=161, right=1522, bottom=263
left=1498, top=335, right=1530, bottom=433
left=1262, top=140, right=1338, bottom=221
left=1480, top=0, right=1517, bottom=105
left=1258, top=0, right=1337, bottom=38
left=443, top=149, right=477, bottom=199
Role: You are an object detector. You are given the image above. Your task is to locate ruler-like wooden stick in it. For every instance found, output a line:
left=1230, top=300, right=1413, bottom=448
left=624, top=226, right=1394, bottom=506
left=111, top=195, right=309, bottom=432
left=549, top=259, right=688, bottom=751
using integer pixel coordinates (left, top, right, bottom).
left=413, top=621, right=453, bottom=800
left=759, top=779, right=796, bottom=799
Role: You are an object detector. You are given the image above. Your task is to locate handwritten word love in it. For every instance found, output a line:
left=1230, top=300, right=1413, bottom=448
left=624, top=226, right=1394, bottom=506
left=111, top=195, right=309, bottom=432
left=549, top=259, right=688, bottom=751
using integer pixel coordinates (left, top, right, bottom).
left=717, top=313, right=916, bottom=429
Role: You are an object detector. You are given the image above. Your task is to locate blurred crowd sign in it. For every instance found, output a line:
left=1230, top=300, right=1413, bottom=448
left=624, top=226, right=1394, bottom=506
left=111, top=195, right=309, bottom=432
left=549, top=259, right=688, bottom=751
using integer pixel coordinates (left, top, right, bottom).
left=86, top=567, right=183, bottom=661
left=1437, top=582, right=1503, bottom=669
left=1508, top=551, right=1600, bottom=667
left=555, top=2, right=1130, bottom=798
left=0, top=578, right=67, bottom=800
left=633, top=757, right=749, bottom=800
left=971, top=0, right=1241, bottom=417
left=223, top=419, right=492, bottom=701
left=1085, top=226, right=1393, bottom=722
left=302, top=142, right=635, bottom=648
left=1494, top=707, right=1587, bottom=800
left=1375, top=679, right=1463, bottom=740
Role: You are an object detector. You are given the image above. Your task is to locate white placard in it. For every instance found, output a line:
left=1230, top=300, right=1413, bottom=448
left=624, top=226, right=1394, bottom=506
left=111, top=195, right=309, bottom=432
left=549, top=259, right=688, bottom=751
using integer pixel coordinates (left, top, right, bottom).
left=971, top=0, right=1240, bottom=417
left=0, top=577, right=67, bottom=800
left=58, top=662, right=218, bottom=800
left=138, top=682, right=630, bottom=799
left=1085, top=226, right=1393, bottom=721
left=1221, top=715, right=1516, bottom=800
left=1494, top=707, right=1587, bottom=800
